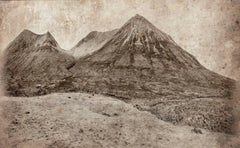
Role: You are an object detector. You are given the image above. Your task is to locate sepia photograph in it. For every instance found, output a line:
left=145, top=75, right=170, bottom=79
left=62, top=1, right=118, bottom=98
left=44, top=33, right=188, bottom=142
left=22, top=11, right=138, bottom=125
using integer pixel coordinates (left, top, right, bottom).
left=0, top=0, right=240, bottom=147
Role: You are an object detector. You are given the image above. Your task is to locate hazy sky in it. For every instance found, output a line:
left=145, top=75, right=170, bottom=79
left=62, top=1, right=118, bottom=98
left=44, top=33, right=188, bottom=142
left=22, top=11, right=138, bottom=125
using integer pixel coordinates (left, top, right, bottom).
left=0, top=0, right=239, bottom=79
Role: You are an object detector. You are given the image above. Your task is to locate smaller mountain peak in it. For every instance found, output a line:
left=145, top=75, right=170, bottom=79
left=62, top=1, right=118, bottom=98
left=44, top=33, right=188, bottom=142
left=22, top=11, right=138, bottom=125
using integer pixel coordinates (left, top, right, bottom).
left=88, top=31, right=98, bottom=36
left=41, top=32, right=58, bottom=42
left=83, top=31, right=99, bottom=41
left=22, top=29, right=33, bottom=33
left=13, top=29, right=38, bottom=44
left=35, top=31, right=59, bottom=48
left=43, top=31, right=54, bottom=38
left=19, top=29, right=37, bottom=36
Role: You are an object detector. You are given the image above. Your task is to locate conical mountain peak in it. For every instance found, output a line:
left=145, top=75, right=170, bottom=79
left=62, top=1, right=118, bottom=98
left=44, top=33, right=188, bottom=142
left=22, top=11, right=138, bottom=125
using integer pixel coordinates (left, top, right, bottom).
left=81, top=14, right=200, bottom=70
left=124, top=14, right=154, bottom=29
left=117, top=14, right=173, bottom=44
left=129, top=14, right=149, bottom=23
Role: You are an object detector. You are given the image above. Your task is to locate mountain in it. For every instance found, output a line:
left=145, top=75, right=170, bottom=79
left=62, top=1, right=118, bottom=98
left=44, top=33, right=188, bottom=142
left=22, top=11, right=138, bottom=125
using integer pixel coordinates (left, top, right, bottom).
left=73, top=14, right=233, bottom=93
left=70, top=14, right=235, bottom=133
left=82, top=14, right=194, bottom=67
left=2, top=15, right=235, bottom=133
left=71, top=29, right=118, bottom=58
left=3, top=29, right=75, bottom=96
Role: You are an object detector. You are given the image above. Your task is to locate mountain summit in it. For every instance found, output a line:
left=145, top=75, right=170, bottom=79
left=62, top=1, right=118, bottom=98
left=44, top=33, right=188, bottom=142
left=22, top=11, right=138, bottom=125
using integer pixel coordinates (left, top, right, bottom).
left=80, top=14, right=200, bottom=71
left=34, top=31, right=60, bottom=48
left=122, top=14, right=173, bottom=40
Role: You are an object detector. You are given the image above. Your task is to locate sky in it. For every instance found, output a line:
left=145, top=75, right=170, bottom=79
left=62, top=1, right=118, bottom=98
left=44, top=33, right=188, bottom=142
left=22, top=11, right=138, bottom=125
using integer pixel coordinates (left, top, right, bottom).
left=0, top=0, right=239, bottom=79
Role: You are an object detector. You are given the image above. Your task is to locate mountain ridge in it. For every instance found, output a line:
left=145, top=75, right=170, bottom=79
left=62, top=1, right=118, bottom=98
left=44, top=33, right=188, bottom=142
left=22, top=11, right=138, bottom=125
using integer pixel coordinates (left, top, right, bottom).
left=71, top=29, right=119, bottom=58
left=4, top=29, right=75, bottom=96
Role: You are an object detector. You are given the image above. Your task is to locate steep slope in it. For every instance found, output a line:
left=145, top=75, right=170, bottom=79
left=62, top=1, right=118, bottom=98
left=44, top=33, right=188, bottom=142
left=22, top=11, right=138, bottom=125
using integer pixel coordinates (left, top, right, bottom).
left=71, top=29, right=118, bottom=58
left=83, top=14, right=200, bottom=70
left=73, top=14, right=234, bottom=96
left=70, top=14, right=235, bottom=133
left=3, top=30, right=75, bottom=96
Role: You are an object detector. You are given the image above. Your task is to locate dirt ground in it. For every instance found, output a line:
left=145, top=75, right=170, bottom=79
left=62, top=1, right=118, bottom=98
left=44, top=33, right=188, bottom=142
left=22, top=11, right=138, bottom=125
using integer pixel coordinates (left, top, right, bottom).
left=0, top=93, right=239, bottom=148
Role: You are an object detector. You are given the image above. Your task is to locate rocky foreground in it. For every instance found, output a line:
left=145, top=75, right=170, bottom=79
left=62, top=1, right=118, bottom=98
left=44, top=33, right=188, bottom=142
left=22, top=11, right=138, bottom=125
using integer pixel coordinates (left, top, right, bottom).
left=0, top=93, right=239, bottom=148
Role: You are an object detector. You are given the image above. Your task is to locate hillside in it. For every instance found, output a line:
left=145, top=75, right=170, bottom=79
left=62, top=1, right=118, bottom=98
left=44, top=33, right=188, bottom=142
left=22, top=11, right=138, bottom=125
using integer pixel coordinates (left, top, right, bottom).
left=3, top=30, right=75, bottom=96
left=1, top=93, right=238, bottom=148
left=70, top=15, right=235, bottom=133
left=71, top=29, right=118, bottom=58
